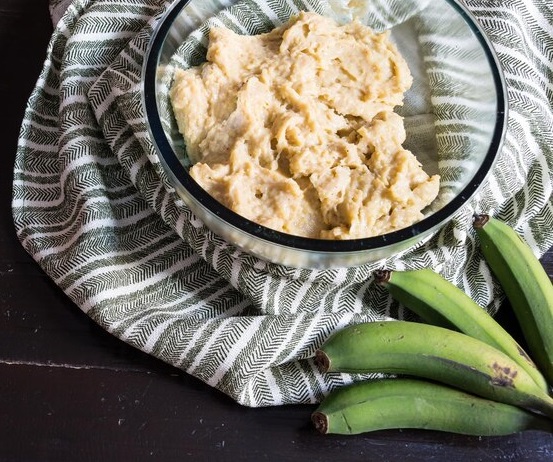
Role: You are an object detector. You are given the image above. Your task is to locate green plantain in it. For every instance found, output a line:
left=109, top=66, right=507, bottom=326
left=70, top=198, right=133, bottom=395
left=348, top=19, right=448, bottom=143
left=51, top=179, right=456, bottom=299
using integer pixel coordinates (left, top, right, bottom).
left=474, top=214, right=553, bottom=387
left=374, top=268, right=548, bottom=392
left=315, top=321, right=553, bottom=418
left=312, top=378, right=552, bottom=435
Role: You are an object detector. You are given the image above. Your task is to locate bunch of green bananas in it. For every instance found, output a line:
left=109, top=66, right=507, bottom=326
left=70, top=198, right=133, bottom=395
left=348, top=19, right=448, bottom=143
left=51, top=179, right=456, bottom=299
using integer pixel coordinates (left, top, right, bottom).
left=312, top=215, right=553, bottom=436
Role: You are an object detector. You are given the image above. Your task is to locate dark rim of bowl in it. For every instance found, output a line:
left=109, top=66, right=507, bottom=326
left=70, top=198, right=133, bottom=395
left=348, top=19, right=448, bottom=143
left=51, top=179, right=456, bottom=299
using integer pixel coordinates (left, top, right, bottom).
left=143, top=0, right=507, bottom=253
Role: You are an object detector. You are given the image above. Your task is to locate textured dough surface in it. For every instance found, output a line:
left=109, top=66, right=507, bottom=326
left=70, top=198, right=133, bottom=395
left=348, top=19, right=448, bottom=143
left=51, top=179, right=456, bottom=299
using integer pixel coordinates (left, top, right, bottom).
left=170, top=11, right=440, bottom=239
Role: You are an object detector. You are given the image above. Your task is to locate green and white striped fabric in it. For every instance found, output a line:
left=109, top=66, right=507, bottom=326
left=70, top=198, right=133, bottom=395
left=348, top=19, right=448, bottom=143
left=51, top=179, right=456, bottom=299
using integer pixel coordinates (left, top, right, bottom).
left=13, top=0, right=553, bottom=406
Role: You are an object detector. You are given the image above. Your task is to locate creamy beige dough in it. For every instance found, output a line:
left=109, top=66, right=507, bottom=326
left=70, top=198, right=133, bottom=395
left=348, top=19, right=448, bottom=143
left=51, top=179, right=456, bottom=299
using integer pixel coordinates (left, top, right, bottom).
left=170, top=11, right=439, bottom=239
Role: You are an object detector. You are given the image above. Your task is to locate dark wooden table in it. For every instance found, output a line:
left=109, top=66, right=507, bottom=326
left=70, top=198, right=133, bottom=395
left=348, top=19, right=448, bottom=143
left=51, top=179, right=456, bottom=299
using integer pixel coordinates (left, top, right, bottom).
left=1, top=1, right=552, bottom=460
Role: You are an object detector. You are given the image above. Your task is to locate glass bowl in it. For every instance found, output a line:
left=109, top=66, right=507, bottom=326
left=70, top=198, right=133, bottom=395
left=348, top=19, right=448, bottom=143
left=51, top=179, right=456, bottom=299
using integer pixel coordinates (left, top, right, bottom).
left=142, top=0, right=507, bottom=269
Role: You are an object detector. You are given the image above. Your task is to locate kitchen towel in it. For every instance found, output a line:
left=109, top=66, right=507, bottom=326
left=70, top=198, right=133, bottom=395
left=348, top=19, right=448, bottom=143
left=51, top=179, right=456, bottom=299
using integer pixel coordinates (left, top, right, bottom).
left=13, top=0, right=553, bottom=406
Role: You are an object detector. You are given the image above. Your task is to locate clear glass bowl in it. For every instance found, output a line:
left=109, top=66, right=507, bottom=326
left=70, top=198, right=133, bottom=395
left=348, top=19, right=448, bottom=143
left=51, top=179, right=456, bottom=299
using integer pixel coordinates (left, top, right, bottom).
left=142, top=0, right=507, bottom=268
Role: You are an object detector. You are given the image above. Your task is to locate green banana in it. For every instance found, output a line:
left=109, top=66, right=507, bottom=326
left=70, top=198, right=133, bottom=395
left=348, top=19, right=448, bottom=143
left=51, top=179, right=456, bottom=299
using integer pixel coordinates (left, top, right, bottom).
left=474, top=214, right=553, bottom=386
left=312, top=378, right=552, bottom=436
left=374, top=268, right=548, bottom=392
left=315, top=321, right=553, bottom=418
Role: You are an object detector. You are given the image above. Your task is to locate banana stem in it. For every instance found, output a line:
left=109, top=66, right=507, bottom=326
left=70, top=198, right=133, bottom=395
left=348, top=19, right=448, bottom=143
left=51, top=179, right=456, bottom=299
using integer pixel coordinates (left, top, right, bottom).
left=473, top=214, right=490, bottom=228
left=315, top=350, right=331, bottom=373
left=312, top=412, right=330, bottom=434
left=374, top=269, right=392, bottom=284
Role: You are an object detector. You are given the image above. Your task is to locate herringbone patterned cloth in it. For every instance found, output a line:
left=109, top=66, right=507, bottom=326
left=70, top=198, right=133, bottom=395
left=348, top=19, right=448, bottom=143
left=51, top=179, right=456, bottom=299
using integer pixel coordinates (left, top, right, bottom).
left=13, top=0, right=553, bottom=406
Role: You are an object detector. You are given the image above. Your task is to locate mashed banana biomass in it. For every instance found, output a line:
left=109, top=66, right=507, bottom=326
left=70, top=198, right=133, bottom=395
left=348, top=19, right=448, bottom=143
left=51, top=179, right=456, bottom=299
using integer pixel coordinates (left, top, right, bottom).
left=170, top=11, right=439, bottom=239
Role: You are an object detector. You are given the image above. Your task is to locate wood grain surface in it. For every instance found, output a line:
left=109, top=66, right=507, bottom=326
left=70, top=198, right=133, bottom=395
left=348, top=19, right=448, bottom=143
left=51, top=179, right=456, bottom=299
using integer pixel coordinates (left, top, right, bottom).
left=1, top=1, right=552, bottom=460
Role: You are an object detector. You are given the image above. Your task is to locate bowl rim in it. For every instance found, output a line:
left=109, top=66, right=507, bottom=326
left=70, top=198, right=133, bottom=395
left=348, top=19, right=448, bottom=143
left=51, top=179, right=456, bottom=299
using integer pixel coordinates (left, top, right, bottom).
left=142, top=0, right=508, bottom=254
